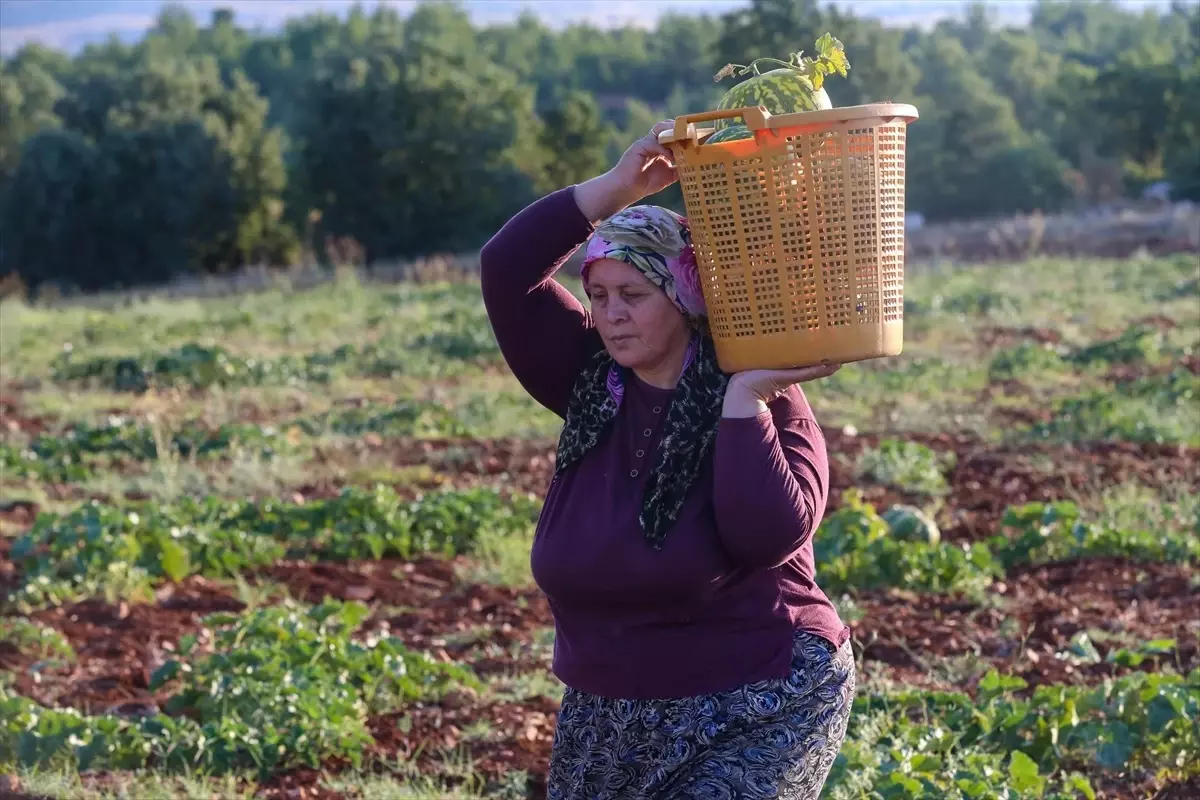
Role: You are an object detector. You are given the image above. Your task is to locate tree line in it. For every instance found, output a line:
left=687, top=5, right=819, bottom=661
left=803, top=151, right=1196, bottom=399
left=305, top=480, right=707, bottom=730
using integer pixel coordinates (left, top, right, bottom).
left=1, top=0, right=1197, bottom=292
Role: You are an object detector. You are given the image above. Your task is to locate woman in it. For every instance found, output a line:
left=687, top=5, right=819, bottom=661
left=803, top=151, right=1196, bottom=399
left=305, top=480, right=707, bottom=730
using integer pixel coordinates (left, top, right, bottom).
left=480, top=120, right=854, bottom=799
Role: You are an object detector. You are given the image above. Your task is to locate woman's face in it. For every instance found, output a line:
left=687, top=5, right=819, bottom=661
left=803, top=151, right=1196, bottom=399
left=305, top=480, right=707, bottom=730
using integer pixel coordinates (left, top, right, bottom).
left=585, top=258, right=691, bottom=379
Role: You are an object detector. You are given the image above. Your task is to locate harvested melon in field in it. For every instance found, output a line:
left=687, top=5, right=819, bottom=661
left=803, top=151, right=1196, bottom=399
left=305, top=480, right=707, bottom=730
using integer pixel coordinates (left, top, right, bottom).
left=881, top=504, right=941, bottom=545
left=712, top=33, right=850, bottom=131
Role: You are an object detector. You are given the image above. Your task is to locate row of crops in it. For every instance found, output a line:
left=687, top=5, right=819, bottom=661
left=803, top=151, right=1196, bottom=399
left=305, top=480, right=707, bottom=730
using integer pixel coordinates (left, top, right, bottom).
left=4, top=360, right=1197, bottom=490
left=5, top=616, right=1196, bottom=798
left=49, top=333, right=502, bottom=392
left=0, top=402, right=469, bottom=482
left=8, top=486, right=1197, bottom=613
left=40, top=322, right=1191, bottom=391
left=8, top=487, right=540, bottom=609
left=14, top=322, right=1191, bottom=465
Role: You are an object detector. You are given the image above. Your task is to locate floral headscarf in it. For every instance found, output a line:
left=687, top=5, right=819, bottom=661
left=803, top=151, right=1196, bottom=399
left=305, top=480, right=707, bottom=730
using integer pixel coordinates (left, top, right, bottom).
left=555, top=205, right=730, bottom=551
left=580, top=205, right=708, bottom=325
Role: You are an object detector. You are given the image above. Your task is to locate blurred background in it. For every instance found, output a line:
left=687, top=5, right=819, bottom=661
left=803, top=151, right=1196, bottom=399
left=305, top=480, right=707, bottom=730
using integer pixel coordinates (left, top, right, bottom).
left=1, top=0, right=1197, bottom=295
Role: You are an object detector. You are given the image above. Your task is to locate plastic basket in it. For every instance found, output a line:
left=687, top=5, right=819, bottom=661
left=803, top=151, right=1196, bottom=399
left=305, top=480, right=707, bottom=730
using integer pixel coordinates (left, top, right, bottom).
left=659, top=103, right=918, bottom=372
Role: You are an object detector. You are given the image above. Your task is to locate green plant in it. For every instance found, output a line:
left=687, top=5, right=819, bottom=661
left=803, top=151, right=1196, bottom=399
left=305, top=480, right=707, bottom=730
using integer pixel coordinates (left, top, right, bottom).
left=0, top=442, right=92, bottom=482
left=298, top=402, right=468, bottom=439
left=1070, top=324, right=1169, bottom=366
left=989, top=500, right=1200, bottom=570
left=856, top=439, right=956, bottom=496
left=50, top=342, right=354, bottom=392
left=826, top=667, right=1200, bottom=798
left=1031, top=370, right=1200, bottom=446
left=0, top=399, right=476, bottom=483
left=150, top=600, right=477, bottom=774
left=813, top=493, right=1197, bottom=599
left=881, top=504, right=942, bottom=545
left=9, top=502, right=288, bottom=608
left=1, top=600, right=478, bottom=776
left=815, top=491, right=999, bottom=597
left=988, top=342, right=1069, bottom=382
left=0, top=618, right=75, bottom=661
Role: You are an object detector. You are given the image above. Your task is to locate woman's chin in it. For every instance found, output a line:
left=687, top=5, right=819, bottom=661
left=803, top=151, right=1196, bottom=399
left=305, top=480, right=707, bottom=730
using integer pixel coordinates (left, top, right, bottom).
left=604, top=341, right=642, bottom=368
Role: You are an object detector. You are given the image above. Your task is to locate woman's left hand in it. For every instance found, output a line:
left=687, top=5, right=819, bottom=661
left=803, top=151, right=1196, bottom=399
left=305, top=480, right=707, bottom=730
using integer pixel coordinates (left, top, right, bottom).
left=722, top=364, right=841, bottom=418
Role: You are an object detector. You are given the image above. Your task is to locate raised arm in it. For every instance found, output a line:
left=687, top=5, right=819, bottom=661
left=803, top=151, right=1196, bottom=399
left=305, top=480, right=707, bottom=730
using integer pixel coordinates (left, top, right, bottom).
left=480, top=120, right=681, bottom=418
left=712, top=369, right=839, bottom=570
left=479, top=186, right=604, bottom=418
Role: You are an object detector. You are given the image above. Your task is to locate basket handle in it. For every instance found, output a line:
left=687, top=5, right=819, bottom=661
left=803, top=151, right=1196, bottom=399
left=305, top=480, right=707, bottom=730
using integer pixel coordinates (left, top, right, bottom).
left=670, top=106, right=771, bottom=144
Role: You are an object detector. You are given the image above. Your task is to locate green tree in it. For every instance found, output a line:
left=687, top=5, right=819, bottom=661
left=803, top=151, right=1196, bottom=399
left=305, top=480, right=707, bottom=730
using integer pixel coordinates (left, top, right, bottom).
left=973, top=142, right=1075, bottom=215
left=292, top=17, right=543, bottom=261
left=980, top=30, right=1062, bottom=133
left=906, top=36, right=1027, bottom=219
left=0, top=54, right=66, bottom=180
left=538, top=91, right=613, bottom=191
left=1089, top=58, right=1190, bottom=185
left=2, top=129, right=102, bottom=287
left=4, top=47, right=293, bottom=288
left=1164, top=62, right=1200, bottom=200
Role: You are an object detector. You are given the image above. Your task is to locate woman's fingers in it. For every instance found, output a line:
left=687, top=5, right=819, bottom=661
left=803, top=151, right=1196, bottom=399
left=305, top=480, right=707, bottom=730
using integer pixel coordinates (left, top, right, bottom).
left=772, top=364, right=841, bottom=384
left=650, top=119, right=675, bottom=137
left=738, top=364, right=841, bottom=393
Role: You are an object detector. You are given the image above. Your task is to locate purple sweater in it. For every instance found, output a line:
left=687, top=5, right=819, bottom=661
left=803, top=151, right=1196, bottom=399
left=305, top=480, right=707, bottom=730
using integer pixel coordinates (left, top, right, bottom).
left=480, top=186, right=848, bottom=700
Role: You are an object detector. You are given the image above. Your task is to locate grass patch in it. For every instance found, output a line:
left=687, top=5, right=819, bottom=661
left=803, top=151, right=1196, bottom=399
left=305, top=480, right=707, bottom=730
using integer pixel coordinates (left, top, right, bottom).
left=1090, top=482, right=1200, bottom=538
left=323, top=772, right=489, bottom=799
left=7, top=767, right=253, bottom=800
left=988, top=342, right=1071, bottom=383
left=78, top=448, right=311, bottom=504
left=486, top=671, right=563, bottom=704
left=806, top=356, right=991, bottom=434
left=904, top=254, right=1200, bottom=336
left=457, top=524, right=536, bottom=588
left=0, top=618, right=75, bottom=661
left=856, top=439, right=955, bottom=497
left=1029, top=370, right=1200, bottom=446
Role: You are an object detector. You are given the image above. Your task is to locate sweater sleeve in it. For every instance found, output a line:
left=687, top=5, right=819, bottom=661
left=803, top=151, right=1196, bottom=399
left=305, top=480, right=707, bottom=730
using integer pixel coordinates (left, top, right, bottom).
left=711, top=386, right=830, bottom=570
left=480, top=186, right=605, bottom=419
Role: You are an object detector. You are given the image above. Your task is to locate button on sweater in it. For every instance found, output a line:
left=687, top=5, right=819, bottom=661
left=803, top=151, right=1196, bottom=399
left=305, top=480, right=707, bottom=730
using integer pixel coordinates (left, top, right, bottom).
left=480, top=186, right=848, bottom=701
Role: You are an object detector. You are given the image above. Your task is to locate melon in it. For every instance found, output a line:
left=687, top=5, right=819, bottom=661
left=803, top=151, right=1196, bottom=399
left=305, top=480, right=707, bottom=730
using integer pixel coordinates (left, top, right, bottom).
left=712, top=33, right=849, bottom=130
left=881, top=504, right=941, bottom=546
left=705, top=124, right=753, bottom=144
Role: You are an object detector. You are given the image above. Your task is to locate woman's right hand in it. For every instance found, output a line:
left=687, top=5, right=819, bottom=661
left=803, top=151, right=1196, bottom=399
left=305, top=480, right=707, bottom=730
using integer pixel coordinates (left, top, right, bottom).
left=574, top=120, right=679, bottom=224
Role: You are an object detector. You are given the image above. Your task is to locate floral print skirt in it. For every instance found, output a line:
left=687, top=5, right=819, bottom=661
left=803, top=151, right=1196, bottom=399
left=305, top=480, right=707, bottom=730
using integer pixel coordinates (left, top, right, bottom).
left=546, top=629, right=856, bottom=800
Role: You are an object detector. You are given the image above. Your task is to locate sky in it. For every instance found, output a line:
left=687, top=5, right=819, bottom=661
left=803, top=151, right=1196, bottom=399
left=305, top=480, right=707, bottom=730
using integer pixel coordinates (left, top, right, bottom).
left=0, top=0, right=1175, bottom=56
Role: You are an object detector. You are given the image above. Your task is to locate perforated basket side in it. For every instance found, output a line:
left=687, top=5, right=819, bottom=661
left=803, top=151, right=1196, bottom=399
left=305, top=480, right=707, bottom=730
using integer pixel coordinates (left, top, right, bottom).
left=669, top=107, right=913, bottom=371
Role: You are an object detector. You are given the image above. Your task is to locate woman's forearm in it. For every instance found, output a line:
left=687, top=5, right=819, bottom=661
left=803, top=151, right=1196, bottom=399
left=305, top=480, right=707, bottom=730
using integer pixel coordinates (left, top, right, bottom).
left=572, top=170, right=643, bottom=225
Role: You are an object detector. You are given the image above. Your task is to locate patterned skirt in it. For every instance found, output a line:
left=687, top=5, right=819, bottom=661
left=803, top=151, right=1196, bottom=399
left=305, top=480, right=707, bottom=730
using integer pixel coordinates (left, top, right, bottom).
left=546, top=629, right=856, bottom=800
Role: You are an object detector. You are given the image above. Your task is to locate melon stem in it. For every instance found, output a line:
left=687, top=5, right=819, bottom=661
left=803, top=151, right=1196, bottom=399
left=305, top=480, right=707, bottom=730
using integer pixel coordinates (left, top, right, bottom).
left=725, top=57, right=798, bottom=77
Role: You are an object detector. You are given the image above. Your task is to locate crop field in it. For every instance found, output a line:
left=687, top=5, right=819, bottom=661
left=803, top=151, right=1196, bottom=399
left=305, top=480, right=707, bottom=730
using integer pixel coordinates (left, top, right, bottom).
left=1, top=254, right=1198, bottom=800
